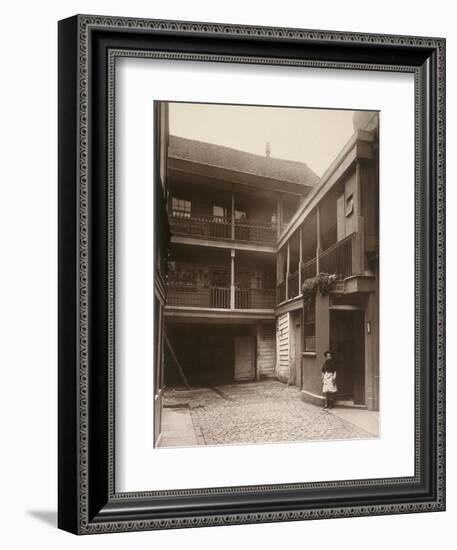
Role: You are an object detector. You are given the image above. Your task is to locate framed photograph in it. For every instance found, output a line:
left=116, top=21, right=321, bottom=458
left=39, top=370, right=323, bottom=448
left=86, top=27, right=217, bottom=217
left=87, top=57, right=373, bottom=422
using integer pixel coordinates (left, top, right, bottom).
left=58, top=14, right=445, bottom=534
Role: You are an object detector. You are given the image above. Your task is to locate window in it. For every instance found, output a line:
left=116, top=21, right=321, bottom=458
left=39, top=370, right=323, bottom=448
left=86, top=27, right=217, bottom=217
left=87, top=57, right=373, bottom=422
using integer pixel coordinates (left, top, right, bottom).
left=172, top=197, right=191, bottom=218
left=303, top=304, right=316, bottom=352
left=168, top=262, right=196, bottom=286
left=213, top=205, right=228, bottom=219
left=211, top=269, right=229, bottom=287
left=235, top=210, right=247, bottom=220
left=345, top=193, right=354, bottom=217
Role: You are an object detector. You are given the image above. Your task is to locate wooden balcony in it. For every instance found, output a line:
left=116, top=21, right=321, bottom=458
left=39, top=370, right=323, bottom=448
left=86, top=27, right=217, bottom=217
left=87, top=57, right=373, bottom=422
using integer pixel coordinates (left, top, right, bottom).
left=167, top=284, right=275, bottom=310
left=301, top=257, right=317, bottom=281
left=276, top=233, right=356, bottom=305
left=235, top=288, right=275, bottom=309
left=287, top=270, right=300, bottom=300
left=276, top=281, right=286, bottom=304
left=169, top=213, right=277, bottom=245
left=319, top=233, right=354, bottom=279
left=169, top=213, right=231, bottom=240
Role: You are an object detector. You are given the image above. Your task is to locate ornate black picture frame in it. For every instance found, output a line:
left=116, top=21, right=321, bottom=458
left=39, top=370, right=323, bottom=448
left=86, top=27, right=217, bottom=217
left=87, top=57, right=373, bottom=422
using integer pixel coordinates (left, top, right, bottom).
left=58, top=14, right=445, bottom=534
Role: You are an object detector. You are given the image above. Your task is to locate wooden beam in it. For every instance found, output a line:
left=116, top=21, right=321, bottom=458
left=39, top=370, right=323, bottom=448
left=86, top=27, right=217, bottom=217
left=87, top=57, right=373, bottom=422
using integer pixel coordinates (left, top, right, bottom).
left=230, top=249, right=236, bottom=309
left=286, top=242, right=290, bottom=299
left=170, top=235, right=276, bottom=254
left=231, top=189, right=235, bottom=240
left=298, top=226, right=303, bottom=291
left=276, top=195, right=282, bottom=237
left=316, top=206, right=321, bottom=275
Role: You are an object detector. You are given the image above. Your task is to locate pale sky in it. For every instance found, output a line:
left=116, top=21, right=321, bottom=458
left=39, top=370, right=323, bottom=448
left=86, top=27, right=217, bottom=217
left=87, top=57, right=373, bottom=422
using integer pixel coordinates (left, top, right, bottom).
left=169, top=102, right=360, bottom=177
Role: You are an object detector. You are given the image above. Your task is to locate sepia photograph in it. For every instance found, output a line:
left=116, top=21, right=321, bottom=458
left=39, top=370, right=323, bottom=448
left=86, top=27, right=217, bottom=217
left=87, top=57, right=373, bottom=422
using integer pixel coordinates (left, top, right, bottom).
left=154, top=101, right=379, bottom=448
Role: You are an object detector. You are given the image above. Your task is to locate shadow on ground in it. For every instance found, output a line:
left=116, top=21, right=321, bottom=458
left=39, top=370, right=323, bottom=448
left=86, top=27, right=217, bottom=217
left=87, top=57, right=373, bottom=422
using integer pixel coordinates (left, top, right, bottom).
left=26, top=510, right=57, bottom=528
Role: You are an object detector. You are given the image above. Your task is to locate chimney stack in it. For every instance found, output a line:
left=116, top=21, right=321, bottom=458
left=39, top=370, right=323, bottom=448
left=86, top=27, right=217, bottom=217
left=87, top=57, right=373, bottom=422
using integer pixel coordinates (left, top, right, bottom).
left=265, top=141, right=271, bottom=158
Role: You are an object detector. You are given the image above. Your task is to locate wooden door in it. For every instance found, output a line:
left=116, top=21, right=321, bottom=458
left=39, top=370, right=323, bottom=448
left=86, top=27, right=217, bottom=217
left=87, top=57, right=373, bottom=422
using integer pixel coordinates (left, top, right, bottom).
left=294, top=311, right=303, bottom=388
left=234, top=336, right=254, bottom=381
left=330, top=309, right=365, bottom=405
left=352, top=310, right=366, bottom=405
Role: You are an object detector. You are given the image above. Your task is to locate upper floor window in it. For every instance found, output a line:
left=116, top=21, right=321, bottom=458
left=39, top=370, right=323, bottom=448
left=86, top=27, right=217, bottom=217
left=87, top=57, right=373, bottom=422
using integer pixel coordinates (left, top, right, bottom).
left=172, top=197, right=191, bottom=218
left=213, top=205, right=228, bottom=219
left=235, top=210, right=247, bottom=220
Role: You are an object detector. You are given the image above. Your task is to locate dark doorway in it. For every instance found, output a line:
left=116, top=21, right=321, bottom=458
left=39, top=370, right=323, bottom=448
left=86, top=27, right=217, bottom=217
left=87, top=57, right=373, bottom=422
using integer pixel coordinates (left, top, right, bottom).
left=330, top=309, right=365, bottom=405
left=164, top=323, right=254, bottom=386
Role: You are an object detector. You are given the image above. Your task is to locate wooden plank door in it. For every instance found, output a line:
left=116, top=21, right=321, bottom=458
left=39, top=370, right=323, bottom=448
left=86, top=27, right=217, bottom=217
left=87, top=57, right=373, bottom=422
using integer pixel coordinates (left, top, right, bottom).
left=234, top=336, right=254, bottom=381
left=294, top=311, right=303, bottom=388
left=352, top=310, right=366, bottom=405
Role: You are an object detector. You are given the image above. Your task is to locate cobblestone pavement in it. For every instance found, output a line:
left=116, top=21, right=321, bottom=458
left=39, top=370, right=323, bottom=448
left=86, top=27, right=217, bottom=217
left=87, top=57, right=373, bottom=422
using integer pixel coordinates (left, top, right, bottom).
left=162, top=380, right=374, bottom=446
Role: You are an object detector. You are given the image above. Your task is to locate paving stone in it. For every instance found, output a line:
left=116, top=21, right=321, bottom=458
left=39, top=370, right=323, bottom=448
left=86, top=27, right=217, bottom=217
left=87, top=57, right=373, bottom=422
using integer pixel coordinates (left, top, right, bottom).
left=162, top=380, right=374, bottom=447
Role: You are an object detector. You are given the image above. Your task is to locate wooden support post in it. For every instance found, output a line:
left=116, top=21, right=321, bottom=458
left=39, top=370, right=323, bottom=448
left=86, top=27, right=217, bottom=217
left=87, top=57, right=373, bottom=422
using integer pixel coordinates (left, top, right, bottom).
left=277, top=196, right=283, bottom=237
left=231, top=189, right=235, bottom=240
left=316, top=206, right=321, bottom=275
left=353, top=161, right=366, bottom=274
left=230, top=249, right=236, bottom=309
left=164, top=332, right=190, bottom=389
left=298, top=226, right=303, bottom=293
left=286, top=241, right=290, bottom=300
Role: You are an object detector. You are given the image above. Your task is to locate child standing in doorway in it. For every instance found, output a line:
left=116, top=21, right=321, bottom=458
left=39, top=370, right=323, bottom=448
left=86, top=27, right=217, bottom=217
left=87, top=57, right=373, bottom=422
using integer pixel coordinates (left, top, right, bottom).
left=321, top=350, right=337, bottom=410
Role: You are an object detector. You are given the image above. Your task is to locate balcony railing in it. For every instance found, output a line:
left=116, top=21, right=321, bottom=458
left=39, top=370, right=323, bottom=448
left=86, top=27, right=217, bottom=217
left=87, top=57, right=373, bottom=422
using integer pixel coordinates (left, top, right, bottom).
left=235, top=220, right=277, bottom=244
left=319, top=233, right=354, bottom=279
left=277, top=234, right=356, bottom=305
left=287, top=270, right=300, bottom=300
left=301, top=257, right=317, bottom=281
left=167, top=284, right=274, bottom=310
left=167, top=285, right=230, bottom=309
left=235, top=288, right=275, bottom=309
left=169, top=214, right=231, bottom=240
left=169, top=212, right=277, bottom=245
left=251, top=289, right=276, bottom=309
left=167, top=285, right=211, bottom=308
left=235, top=288, right=249, bottom=309
left=211, top=286, right=231, bottom=309
left=276, top=281, right=286, bottom=304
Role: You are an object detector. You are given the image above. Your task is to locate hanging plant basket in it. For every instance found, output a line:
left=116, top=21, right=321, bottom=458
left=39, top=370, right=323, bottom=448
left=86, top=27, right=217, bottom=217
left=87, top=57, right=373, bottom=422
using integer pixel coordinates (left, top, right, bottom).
left=302, top=272, right=337, bottom=310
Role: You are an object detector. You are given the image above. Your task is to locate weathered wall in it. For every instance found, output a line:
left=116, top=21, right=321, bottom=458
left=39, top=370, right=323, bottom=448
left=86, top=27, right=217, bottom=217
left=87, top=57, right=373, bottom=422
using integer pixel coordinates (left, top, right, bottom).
left=301, top=293, right=330, bottom=405
left=276, top=312, right=290, bottom=382
left=365, top=271, right=380, bottom=410
left=336, top=169, right=357, bottom=240
left=256, top=321, right=276, bottom=378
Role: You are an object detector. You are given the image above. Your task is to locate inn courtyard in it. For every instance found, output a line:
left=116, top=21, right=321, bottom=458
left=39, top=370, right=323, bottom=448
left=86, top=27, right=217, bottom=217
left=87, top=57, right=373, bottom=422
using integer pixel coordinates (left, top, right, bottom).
left=157, top=380, right=378, bottom=448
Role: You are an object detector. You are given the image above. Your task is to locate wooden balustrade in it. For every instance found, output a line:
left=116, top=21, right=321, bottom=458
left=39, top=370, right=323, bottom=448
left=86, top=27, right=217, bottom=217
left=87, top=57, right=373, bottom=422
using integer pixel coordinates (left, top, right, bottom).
left=234, top=220, right=277, bottom=244
left=287, top=270, right=300, bottom=299
left=319, top=233, right=354, bottom=279
left=167, top=286, right=211, bottom=308
left=301, top=258, right=317, bottom=281
left=169, top=211, right=277, bottom=245
left=210, top=287, right=231, bottom=308
left=250, top=289, right=275, bottom=309
left=279, top=234, right=356, bottom=304
left=167, top=284, right=274, bottom=310
left=276, top=281, right=286, bottom=304
left=169, top=213, right=231, bottom=239
left=235, top=288, right=250, bottom=309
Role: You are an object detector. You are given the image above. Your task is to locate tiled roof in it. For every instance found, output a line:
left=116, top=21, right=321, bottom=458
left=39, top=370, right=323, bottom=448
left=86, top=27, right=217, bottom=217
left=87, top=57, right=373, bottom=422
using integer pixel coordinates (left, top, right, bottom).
left=168, top=135, right=319, bottom=188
